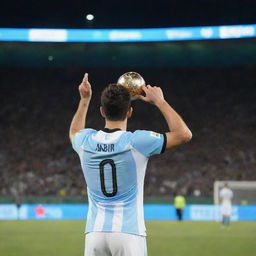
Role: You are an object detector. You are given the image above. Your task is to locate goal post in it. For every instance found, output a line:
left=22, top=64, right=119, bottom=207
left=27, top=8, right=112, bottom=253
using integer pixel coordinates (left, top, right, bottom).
left=214, top=181, right=256, bottom=205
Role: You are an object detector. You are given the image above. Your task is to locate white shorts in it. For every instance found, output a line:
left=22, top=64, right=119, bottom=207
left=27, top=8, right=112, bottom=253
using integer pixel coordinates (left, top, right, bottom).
left=221, top=204, right=231, bottom=216
left=84, top=232, right=147, bottom=256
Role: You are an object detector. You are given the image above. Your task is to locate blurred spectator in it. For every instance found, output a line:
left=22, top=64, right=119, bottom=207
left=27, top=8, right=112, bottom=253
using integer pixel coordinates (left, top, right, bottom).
left=174, top=192, right=186, bottom=221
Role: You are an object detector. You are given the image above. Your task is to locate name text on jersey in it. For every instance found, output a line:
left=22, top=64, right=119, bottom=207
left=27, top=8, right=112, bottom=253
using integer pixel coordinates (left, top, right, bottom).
left=96, top=144, right=115, bottom=152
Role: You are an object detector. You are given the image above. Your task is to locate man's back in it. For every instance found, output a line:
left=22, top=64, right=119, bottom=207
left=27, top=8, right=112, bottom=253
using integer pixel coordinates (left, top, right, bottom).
left=72, top=128, right=165, bottom=236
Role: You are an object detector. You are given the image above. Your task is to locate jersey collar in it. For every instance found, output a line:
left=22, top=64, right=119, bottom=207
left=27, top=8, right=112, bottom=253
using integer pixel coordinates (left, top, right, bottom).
left=103, top=128, right=121, bottom=133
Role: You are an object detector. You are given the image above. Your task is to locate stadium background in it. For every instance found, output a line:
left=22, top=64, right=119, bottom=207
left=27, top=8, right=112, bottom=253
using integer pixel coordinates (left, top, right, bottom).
left=0, top=0, right=256, bottom=255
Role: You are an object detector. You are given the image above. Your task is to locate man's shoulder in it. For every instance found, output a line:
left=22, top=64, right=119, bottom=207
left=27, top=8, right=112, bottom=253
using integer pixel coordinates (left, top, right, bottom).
left=131, top=129, right=161, bottom=136
left=75, top=128, right=96, bottom=135
left=130, top=130, right=163, bottom=143
left=72, top=128, right=97, bottom=143
left=71, top=128, right=97, bottom=153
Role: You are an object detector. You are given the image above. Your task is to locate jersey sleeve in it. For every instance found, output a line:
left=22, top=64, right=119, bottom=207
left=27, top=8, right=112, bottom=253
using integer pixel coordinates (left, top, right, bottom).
left=131, top=130, right=166, bottom=158
left=71, top=128, right=94, bottom=153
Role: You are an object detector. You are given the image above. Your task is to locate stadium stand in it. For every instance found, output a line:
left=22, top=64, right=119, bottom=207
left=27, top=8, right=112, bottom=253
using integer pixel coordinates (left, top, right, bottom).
left=0, top=66, right=255, bottom=200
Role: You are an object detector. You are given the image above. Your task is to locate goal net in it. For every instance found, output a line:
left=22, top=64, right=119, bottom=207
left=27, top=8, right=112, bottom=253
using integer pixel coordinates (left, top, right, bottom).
left=214, top=181, right=256, bottom=205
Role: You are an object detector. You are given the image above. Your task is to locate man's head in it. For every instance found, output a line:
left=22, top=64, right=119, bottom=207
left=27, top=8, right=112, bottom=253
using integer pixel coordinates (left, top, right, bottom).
left=100, top=84, right=132, bottom=121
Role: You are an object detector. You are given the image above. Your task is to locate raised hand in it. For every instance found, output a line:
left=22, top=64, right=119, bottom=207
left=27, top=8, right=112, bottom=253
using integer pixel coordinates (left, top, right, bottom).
left=138, top=85, right=165, bottom=106
left=79, top=73, right=92, bottom=100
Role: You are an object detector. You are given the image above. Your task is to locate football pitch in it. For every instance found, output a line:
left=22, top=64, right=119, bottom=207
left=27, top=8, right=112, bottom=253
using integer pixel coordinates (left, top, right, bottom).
left=0, top=220, right=255, bottom=256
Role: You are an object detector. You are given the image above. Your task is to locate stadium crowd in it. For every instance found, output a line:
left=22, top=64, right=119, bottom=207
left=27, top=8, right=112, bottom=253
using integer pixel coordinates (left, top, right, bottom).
left=0, top=66, right=255, bottom=199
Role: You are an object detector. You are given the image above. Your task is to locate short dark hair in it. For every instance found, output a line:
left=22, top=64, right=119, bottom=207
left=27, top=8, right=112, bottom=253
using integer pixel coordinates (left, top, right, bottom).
left=101, top=84, right=131, bottom=121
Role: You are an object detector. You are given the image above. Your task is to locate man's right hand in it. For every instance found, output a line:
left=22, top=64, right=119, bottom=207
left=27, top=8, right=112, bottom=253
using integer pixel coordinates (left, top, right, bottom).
left=138, top=85, right=166, bottom=107
left=139, top=84, right=192, bottom=151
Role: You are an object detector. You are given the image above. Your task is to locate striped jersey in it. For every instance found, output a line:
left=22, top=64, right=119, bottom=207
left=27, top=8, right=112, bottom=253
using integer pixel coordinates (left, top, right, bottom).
left=72, top=128, right=166, bottom=236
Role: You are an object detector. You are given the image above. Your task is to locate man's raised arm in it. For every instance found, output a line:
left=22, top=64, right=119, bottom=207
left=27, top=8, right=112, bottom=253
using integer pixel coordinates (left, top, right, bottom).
left=139, top=85, right=192, bottom=150
left=69, top=73, right=92, bottom=142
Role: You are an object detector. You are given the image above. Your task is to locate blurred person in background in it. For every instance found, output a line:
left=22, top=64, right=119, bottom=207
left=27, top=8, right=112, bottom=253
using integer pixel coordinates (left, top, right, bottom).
left=174, top=192, right=186, bottom=221
left=219, top=183, right=233, bottom=227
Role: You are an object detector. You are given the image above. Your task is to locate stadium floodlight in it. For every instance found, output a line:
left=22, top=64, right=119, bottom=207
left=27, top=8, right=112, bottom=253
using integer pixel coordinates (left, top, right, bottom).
left=86, top=14, right=94, bottom=21
left=214, top=181, right=256, bottom=205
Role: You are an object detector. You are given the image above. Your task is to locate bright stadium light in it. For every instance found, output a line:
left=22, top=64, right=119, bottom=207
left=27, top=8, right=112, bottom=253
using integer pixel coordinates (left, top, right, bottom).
left=86, top=14, right=94, bottom=21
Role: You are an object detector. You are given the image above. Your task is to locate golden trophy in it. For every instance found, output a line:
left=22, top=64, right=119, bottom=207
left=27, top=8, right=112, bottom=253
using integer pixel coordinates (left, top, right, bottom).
left=117, top=72, right=145, bottom=99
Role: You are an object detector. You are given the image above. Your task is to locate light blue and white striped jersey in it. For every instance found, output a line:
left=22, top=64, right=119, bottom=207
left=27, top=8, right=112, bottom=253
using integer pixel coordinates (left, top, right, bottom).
left=72, top=128, right=166, bottom=236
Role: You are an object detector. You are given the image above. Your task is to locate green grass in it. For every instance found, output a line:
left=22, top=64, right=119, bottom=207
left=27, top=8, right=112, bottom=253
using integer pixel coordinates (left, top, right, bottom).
left=0, top=221, right=255, bottom=256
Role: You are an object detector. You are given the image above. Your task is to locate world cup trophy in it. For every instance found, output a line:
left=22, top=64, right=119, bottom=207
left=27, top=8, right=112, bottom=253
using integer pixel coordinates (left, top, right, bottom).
left=117, top=72, right=145, bottom=100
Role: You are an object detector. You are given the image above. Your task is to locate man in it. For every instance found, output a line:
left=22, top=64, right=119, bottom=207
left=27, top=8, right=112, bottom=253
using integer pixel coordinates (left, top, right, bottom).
left=174, top=192, right=186, bottom=221
left=69, top=73, right=192, bottom=256
left=219, top=183, right=233, bottom=227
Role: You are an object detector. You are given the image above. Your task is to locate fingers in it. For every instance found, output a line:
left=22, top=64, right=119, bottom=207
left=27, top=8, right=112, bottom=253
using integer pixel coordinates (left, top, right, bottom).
left=141, top=85, right=148, bottom=93
left=143, top=84, right=160, bottom=91
left=141, top=84, right=153, bottom=92
left=79, top=73, right=92, bottom=96
left=145, top=84, right=158, bottom=89
left=82, top=73, right=89, bottom=83
left=80, top=73, right=91, bottom=90
left=137, top=94, right=148, bottom=101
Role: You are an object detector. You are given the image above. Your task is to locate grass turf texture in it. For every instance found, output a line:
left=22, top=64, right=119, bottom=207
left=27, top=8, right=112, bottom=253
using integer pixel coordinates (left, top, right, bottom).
left=0, top=221, right=255, bottom=256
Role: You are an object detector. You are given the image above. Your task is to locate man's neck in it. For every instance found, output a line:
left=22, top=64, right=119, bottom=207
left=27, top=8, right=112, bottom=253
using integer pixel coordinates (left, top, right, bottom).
left=105, top=120, right=127, bottom=131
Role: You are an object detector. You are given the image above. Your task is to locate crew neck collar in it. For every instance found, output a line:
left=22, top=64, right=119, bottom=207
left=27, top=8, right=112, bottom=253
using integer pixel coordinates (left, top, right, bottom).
left=103, top=128, right=122, bottom=133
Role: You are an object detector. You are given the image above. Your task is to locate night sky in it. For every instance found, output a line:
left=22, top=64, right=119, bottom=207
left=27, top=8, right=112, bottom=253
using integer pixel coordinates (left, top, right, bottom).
left=1, top=0, right=256, bottom=28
